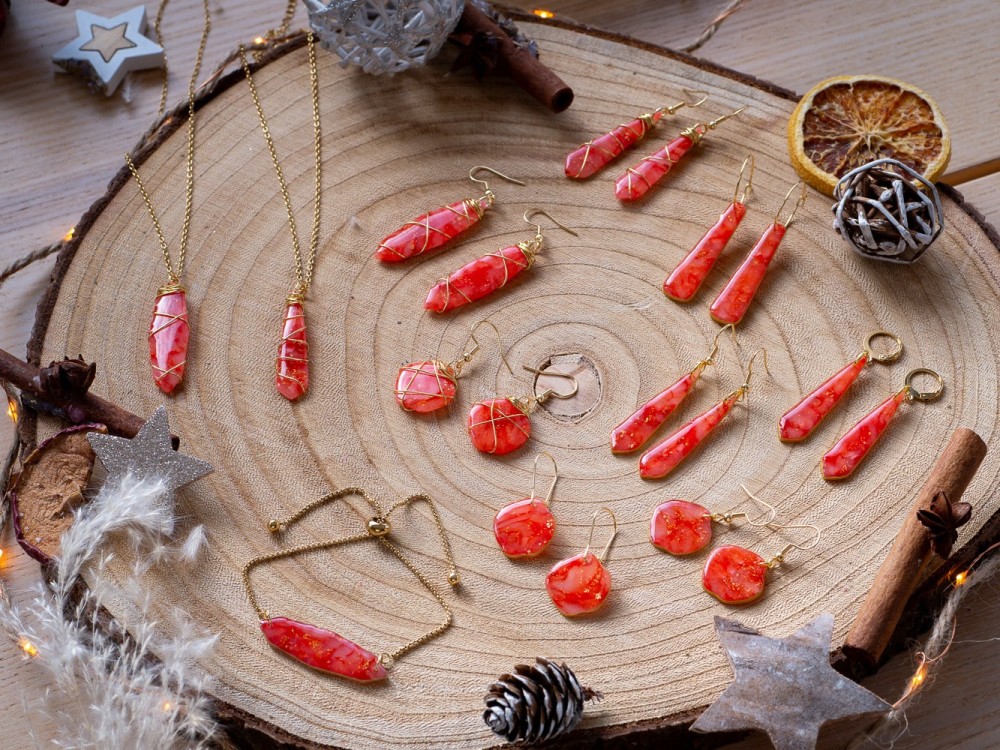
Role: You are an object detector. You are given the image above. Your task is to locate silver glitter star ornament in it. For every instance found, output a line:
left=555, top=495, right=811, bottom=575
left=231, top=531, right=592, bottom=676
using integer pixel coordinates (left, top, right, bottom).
left=53, top=6, right=165, bottom=95
left=691, top=614, right=890, bottom=750
left=88, top=407, right=212, bottom=499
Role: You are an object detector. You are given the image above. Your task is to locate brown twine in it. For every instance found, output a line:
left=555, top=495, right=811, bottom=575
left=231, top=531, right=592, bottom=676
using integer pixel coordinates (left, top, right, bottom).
left=682, top=0, right=752, bottom=54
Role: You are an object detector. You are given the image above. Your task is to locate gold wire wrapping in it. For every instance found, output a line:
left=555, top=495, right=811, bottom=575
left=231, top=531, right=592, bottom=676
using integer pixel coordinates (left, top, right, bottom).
left=393, top=360, right=458, bottom=411
left=623, top=146, right=679, bottom=196
left=468, top=398, right=533, bottom=454
left=148, top=290, right=188, bottom=389
left=568, top=114, right=656, bottom=179
left=377, top=198, right=485, bottom=260
left=429, top=241, right=538, bottom=313
left=275, top=300, right=308, bottom=392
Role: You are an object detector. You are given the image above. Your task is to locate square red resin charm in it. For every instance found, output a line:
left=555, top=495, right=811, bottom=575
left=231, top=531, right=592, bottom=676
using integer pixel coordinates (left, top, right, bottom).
left=545, top=553, right=612, bottom=617
left=650, top=500, right=713, bottom=555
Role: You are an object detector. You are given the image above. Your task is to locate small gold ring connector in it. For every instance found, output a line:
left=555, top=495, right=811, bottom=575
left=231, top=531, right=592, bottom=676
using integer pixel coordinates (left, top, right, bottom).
left=905, top=368, right=945, bottom=402
left=864, top=331, right=903, bottom=364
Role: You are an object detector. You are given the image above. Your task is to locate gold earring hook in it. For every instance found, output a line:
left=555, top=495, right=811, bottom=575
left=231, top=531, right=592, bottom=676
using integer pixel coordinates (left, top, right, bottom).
left=583, top=506, right=617, bottom=561
left=706, top=105, right=749, bottom=130
left=523, top=365, right=579, bottom=402
left=699, top=323, right=738, bottom=369
left=775, top=181, right=808, bottom=228
left=462, top=320, right=514, bottom=376
left=863, top=330, right=904, bottom=364
left=529, top=452, right=559, bottom=505
left=732, top=154, right=755, bottom=205
left=523, top=208, right=579, bottom=240
left=762, top=520, right=822, bottom=568
left=468, top=166, right=526, bottom=193
left=730, top=348, right=768, bottom=400
left=904, top=367, right=945, bottom=402
left=737, top=484, right=778, bottom=527
left=662, top=88, right=710, bottom=115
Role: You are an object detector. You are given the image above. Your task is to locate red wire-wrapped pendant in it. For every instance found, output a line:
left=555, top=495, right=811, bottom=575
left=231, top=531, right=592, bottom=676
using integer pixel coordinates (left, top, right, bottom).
left=425, top=242, right=536, bottom=313
left=614, top=134, right=695, bottom=201
left=149, top=281, right=190, bottom=394
left=639, top=390, right=742, bottom=479
left=779, top=354, right=868, bottom=442
left=376, top=197, right=488, bottom=263
left=664, top=201, right=747, bottom=301
left=276, top=295, right=309, bottom=401
left=467, top=397, right=532, bottom=455
left=260, top=616, right=388, bottom=682
left=709, top=222, right=786, bottom=325
left=566, top=112, right=663, bottom=180
left=611, top=366, right=703, bottom=453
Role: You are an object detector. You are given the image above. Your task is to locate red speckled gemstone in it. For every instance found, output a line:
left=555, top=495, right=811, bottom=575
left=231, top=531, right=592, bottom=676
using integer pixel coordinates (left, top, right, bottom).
left=546, top=553, right=612, bottom=617
left=149, top=287, right=190, bottom=394
left=394, top=360, right=457, bottom=413
left=260, top=616, right=388, bottom=682
left=615, top=134, right=695, bottom=201
left=639, top=392, right=740, bottom=479
left=494, top=498, right=556, bottom=558
left=822, top=389, right=907, bottom=480
left=702, top=545, right=767, bottom=604
left=610, top=368, right=702, bottom=453
left=468, top=398, right=531, bottom=455
left=650, top=500, right=713, bottom=555
left=376, top=198, right=487, bottom=263
left=425, top=244, right=532, bottom=313
left=276, top=300, right=309, bottom=401
left=779, top=354, right=868, bottom=442
left=664, top=202, right=747, bottom=302
left=565, top=112, right=662, bottom=180
left=709, top=222, right=787, bottom=325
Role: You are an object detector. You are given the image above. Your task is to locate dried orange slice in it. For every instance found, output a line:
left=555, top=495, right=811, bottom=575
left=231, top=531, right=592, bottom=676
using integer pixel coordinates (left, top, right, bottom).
left=788, top=75, right=950, bottom=195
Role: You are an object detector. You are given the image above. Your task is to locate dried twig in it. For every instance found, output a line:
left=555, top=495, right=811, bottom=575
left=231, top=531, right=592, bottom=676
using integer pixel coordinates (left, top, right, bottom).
left=682, top=0, right=751, bottom=54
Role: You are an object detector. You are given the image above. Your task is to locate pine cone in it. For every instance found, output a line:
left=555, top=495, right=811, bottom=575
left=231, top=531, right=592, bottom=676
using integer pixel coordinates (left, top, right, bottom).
left=483, top=658, right=601, bottom=745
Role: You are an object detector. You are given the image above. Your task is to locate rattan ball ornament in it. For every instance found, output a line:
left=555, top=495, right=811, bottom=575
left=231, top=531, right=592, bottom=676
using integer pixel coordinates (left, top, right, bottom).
left=483, top=658, right=602, bottom=744
left=832, top=157, right=944, bottom=264
left=304, top=0, right=465, bottom=75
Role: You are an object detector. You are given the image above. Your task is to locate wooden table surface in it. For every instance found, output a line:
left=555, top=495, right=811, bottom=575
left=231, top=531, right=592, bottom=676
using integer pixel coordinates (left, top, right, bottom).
left=1, top=2, right=998, bottom=748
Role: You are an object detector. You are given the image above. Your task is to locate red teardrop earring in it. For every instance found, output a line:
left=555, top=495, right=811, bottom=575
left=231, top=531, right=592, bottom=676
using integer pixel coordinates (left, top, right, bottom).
left=778, top=331, right=903, bottom=442
left=564, top=90, right=709, bottom=179
left=822, top=367, right=944, bottom=480
left=664, top=155, right=754, bottom=302
left=650, top=485, right=775, bottom=556
left=376, top=166, right=525, bottom=263
left=394, top=320, right=508, bottom=413
left=468, top=367, right=579, bottom=456
left=546, top=508, right=618, bottom=617
left=709, top=181, right=808, bottom=326
left=611, top=324, right=736, bottom=453
left=494, top=452, right=559, bottom=558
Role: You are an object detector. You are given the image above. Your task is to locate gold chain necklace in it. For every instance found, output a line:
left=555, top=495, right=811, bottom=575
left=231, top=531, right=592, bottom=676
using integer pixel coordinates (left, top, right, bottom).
left=238, top=32, right=322, bottom=402
left=124, top=0, right=211, bottom=394
left=243, top=488, right=460, bottom=682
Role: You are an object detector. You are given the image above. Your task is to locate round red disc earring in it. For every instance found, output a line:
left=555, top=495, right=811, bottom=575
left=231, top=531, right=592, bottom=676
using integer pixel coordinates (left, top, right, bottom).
left=650, top=485, right=776, bottom=556
left=494, top=452, right=559, bottom=558
left=546, top=508, right=618, bottom=617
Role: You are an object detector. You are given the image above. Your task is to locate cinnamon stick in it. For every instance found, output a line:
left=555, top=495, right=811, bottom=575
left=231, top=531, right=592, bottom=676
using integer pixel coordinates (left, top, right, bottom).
left=454, top=6, right=574, bottom=113
left=0, top=347, right=178, bottom=448
left=843, top=427, right=986, bottom=667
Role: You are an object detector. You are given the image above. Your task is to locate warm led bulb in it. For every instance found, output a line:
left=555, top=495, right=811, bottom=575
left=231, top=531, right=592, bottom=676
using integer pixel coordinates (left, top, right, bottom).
left=6, top=397, right=17, bottom=423
left=955, top=571, right=968, bottom=586
left=532, top=9, right=555, bottom=19
left=20, top=639, right=38, bottom=657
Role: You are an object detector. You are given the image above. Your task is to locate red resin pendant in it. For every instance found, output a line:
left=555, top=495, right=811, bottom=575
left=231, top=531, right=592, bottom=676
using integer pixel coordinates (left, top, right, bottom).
left=565, top=112, right=663, bottom=180
left=614, top=134, right=695, bottom=201
left=779, top=354, right=868, bottom=442
left=702, top=545, right=767, bottom=604
left=425, top=244, right=533, bottom=313
left=639, top=392, right=740, bottom=479
left=149, top=285, right=190, bottom=394
left=822, top=389, right=907, bottom=480
left=545, top=553, right=611, bottom=617
left=468, top=398, right=531, bottom=455
left=376, top=197, right=487, bottom=263
left=394, top=360, right=457, bottom=413
left=610, top=367, right=702, bottom=453
left=650, top=500, right=713, bottom=555
left=709, top=222, right=787, bottom=325
left=260, top=616, right=388, bottom=682
left=664, top=202, right=747, bottom=302
left=494, top=498, right=556, bottom=558
left=275, top=299, right=308, bottom=401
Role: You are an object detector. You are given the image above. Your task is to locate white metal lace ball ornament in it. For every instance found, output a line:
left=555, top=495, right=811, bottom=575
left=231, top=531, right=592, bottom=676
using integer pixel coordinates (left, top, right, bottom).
left=304, top=0, right=465, bottom=75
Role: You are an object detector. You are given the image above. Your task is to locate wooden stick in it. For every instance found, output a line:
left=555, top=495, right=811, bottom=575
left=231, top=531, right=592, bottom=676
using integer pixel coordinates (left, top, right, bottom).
left=843, top=427, right=987, bottom=666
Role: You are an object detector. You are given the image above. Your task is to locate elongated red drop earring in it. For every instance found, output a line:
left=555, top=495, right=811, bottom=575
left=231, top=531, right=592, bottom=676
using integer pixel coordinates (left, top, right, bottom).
left=564, top=90, right=709, bottom=180
left=376, top=166, right=525, bottom=263
left=650, top=484, right=775, bottom=556
left=639, top=350, right=766, bottom=480
left=709, top=181, right=807, bottom=326
left=546, top=508, right=617, bottom=617
left=614, top=106, right=747, bottom=201
left=425, top=209, right=578, bottom=314
left=494, top=452, right=559, bottom=558
left=611, top=324, right=736, bottom=453
left=779, top=331, right=903, bottom=442
left=822, top=367, right=943, bottom=481
left=664, top=156, right=754, bottom=302
left=468, top=367, right=579, bottom=456
left=394, top=320, right=509, bottom=413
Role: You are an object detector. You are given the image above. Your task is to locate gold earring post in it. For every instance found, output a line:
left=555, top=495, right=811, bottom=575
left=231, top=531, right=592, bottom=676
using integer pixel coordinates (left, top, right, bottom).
left=583, top=506, right=618, bottom=561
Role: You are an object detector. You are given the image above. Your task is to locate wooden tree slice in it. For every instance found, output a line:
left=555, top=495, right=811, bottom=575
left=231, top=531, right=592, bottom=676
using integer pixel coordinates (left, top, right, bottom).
left=25, top=20, right=1000, bottom=750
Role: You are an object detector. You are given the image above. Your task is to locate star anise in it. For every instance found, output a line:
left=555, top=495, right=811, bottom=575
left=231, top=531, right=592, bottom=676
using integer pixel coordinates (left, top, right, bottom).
left=917, top=491, right=972, bottom=558
left=449, top=31, right=501, bottom=81
left=31, top=356, right=96, bottom=423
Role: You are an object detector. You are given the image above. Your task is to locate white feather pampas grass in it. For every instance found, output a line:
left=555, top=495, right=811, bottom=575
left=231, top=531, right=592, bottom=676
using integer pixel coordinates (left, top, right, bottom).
left=0, top=473, right=218, bottom=749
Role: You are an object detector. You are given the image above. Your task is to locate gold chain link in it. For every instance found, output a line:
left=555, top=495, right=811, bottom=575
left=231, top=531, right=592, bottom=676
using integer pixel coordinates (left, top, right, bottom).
left=242, top=488, right=459, bottom=667
left=238, top=32, right=322, bottom=298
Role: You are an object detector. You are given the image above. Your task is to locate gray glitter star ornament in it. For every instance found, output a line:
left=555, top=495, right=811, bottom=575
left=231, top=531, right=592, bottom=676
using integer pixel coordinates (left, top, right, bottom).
left=88, top=407, right=212, bottom=499
left=691, top=614, right=890, bottom=750
left=53, top=6, right=164, bottom=95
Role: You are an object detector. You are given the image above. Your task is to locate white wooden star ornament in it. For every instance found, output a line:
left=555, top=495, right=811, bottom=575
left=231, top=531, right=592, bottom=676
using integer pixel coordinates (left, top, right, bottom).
left=691, top=614, right=890, bottom=750
left=53, top=6, right=164, bottom=95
